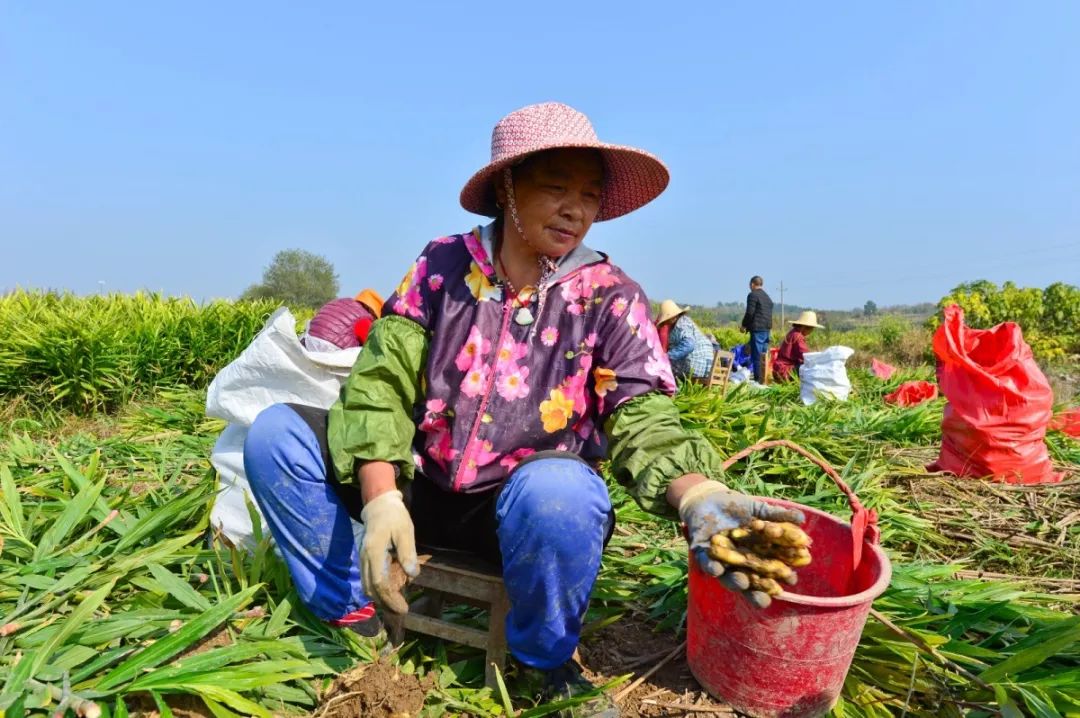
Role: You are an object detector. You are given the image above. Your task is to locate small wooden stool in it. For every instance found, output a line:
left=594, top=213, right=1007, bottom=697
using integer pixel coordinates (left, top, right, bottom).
left=704, top=349, right=735, bottom=392
left=384, top=547, right=510, bottom=689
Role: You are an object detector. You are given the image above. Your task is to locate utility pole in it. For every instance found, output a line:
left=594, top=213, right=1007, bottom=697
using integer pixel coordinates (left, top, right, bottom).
left=778, top=281, right=786, bottom=327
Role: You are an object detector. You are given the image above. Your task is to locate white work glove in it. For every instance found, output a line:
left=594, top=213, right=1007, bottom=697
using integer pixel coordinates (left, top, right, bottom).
left=359, top=490, right=418, bottom=615
left=679, top=481, right=805, bottom=609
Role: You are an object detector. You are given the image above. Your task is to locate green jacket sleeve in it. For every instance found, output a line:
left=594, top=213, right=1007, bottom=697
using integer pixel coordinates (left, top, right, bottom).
left=604, top=392, right=727, bottom=518
left=328, top=315, right=428, bottom=483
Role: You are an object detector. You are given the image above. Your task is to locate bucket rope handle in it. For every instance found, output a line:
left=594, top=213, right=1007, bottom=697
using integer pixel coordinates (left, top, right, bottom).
left=720, top=439, right=880, bottom=570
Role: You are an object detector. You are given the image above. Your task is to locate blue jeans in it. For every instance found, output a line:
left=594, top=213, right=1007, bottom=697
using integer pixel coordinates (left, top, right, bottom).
left=243, top=404, right=369, bottom=622
left=243, top=403, right=613, bottom=669
left=749, top=330, right=771, bottom=383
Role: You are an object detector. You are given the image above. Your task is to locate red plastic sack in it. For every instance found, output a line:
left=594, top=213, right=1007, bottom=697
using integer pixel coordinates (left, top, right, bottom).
left=871, top=358, right=897, bottom=380
left=1050, top=409, right=1080, bottom=438
left=928, top=305, right=1060, bottom=484
left=885, top=380, right=938, bottom=407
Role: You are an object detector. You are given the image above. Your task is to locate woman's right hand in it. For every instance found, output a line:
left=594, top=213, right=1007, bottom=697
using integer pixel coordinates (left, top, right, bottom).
left=359, top=489, right=418, bottom=614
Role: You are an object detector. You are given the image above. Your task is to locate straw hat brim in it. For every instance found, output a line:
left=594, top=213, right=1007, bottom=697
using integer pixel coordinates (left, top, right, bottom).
left=656, top=305, right=690, bottom=325
left=460, top=142, right=670, bottom=222
left=790, top=319, right=825, bottom=329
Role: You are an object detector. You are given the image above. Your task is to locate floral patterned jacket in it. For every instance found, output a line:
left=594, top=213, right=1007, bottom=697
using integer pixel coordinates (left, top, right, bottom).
left=328, top=223, right=725, bottom=515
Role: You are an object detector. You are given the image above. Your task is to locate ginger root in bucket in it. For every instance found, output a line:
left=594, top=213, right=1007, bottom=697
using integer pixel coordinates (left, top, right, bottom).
left=707, top=520, right=812, bottom=596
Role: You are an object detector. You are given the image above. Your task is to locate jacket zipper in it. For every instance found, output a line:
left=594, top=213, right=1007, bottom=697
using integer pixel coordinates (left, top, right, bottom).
left=452, top=294, right=514, bottom=491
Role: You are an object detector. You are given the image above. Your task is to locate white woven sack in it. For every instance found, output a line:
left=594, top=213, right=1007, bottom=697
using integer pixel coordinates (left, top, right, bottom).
left=799, top=346, right=855, bottom=405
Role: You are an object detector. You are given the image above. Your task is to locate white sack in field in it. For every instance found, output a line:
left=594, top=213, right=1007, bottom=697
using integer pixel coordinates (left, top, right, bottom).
left=799, top=346, right=855, bottom=405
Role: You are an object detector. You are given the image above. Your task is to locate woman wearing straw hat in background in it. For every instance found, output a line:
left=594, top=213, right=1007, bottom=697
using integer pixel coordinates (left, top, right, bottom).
left=772, top=310, right=826, bottom=382
left=241, top=102, right=805, bottom=715
left=656, top=299, right=716, bottom=383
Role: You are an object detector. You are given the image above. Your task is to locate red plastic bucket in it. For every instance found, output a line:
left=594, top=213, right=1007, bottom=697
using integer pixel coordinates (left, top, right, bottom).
left=686, top=441, right=892, bottom=718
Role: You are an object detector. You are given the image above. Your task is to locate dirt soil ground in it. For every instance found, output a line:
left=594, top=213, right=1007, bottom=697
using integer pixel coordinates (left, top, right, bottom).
left=126, top=694, right=215, bottom=718
left=579, top=614, right=735, bottom=717
left=124, top=656, right=433, bottom=718
left=315, top=660, right=435, bottom=718
left=124, top=628, right=238, bottom=717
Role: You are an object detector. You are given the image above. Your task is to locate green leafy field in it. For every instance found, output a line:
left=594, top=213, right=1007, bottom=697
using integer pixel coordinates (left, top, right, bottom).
left=1, top=294, right=1079, bottom=717
left=0, top=291, right=283, bottom=414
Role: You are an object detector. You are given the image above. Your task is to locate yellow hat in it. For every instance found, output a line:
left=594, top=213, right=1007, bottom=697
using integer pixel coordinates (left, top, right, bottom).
left=354, top=288, right=385, bottom=318
left=790, top=310, right=825, bottom=329
left=655, top=299, right=689, bottom=326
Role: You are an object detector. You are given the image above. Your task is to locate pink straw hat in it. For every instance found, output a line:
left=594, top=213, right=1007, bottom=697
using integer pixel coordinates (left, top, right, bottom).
left=460, top=102, right=670, bottom=222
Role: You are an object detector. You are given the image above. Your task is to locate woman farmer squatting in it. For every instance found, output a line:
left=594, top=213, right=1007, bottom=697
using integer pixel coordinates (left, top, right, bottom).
left=242, top=103, right=804, bottom=712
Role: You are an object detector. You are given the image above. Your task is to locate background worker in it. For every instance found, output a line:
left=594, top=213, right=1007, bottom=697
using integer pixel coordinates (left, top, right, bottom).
left=300, top=290, right=383, bottom=351
left=740, top=276, right=773, bottom=384
left=656, top=299, right=716, bottom=382
left=772, top=310, right=825, bottom=382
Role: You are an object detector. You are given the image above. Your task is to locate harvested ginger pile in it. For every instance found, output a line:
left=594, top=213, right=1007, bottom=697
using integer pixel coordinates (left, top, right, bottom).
left=708, top=519, right=812, bottom=602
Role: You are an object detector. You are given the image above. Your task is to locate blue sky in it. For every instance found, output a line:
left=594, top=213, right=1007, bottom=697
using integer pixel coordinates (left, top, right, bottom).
left=3, top=2, right=1078, bottom=310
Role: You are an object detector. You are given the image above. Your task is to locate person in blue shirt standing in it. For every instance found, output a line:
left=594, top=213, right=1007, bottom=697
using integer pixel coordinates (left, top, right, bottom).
left=741, top=276, right=774, bottom=384
left=657, top=299, right=715, bottom=382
